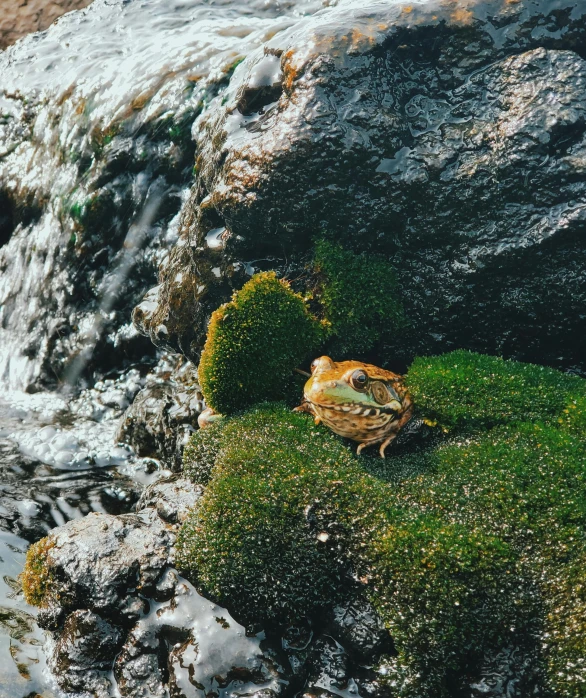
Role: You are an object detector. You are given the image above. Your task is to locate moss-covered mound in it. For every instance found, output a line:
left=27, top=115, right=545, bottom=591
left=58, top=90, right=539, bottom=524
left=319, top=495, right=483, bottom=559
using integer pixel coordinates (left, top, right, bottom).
left=178, top=404, right=385, bottom=624
left=198, top=272, right=322, bottom=414
left=21, top=537, right=55, bottom=608
left=406, top=349, right=586, bottom=432
left=313, top=239, right=404, bottom=357
left=180, top=353, right=586, bottom=698
left=179, top=404, right=526, bottom=695
left=377, top=421, right=586, bottom=697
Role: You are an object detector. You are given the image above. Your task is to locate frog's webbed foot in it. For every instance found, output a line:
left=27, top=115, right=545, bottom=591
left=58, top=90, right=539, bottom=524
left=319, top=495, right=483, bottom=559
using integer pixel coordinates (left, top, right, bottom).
left=379, top=435, right=397, bottom=458
left=294, top=400, right=314, bottom=416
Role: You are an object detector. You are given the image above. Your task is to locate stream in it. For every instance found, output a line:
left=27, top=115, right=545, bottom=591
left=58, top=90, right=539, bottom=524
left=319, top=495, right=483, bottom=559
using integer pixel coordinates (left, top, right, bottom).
left=0, top=0, right=327, bottom=694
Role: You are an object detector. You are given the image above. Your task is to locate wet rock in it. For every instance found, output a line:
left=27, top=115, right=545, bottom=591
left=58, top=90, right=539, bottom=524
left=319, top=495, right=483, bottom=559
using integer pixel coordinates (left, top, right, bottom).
left=470, top=645, right=543, bottom=698
left=48, top=609, right=124, bottom=698
left=306, top=636, right=349, bottom=695
left=303, top=633, right=387, bottom=698
left=165, top=581, right=290, bottom=698
left=114, top=622, right=169, bottom=698
left=39, top=509, right=174, bottom=622
left=117, top=355, right=204, bottom=467
left=329, top=598, right=390, bottom=660
left=137, top=474, right=203, bottom=525
left=113, top=577, right=291, bottom=698
left=140, top=0, right=586, bottom=373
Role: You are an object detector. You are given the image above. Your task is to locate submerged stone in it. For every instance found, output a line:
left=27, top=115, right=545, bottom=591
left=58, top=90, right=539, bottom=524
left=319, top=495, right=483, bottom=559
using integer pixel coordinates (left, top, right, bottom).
left=48, top=609, right=124, bottom=698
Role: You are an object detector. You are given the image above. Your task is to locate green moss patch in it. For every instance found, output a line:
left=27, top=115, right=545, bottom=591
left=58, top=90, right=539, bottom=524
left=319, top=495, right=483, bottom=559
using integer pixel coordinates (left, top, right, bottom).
left=182, top=418, right=227, bottom=486
left=369, top=420, right=586, bottom=697
left=21, top=537, right=56, bottom=608
left=371, top=517, right=519, bottom=697
left=180, top=352, right=586, bottom=697
left=313, top=239, right=404, bottom=357
left=177, top=403, right=385, bottom=625
left=198, top=272, right=322, bottom=414
left=406, top=349, right=585, bottom=432
left=178, top=404, right=526, bottom=693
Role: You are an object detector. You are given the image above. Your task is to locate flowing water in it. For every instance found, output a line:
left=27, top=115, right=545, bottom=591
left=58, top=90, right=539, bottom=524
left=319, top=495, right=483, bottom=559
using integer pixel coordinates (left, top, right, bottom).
left=0, top=0, right=328, bottom=694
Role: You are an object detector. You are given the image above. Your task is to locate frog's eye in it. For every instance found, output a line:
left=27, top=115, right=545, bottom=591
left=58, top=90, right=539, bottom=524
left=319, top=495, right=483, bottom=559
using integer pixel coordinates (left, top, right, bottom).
left=350, top=369, right=369, bottom=391
left=310, top=359, right=319, bottom=374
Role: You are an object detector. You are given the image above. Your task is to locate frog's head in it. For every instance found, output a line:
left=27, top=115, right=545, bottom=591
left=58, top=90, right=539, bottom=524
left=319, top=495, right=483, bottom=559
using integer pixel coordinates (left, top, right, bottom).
left=303, top=356, right=403, bottom=416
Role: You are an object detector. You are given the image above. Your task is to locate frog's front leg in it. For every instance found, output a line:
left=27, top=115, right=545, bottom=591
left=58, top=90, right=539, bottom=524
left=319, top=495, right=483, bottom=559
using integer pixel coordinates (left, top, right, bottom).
left=294, top=399, right=320, bottom=423
left=198, top=407, right=225, bottom=429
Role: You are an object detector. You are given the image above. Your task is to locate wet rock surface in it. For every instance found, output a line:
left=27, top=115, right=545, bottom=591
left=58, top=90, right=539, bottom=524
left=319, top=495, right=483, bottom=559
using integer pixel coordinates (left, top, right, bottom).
left=49, top=609, right=124, bottom=698
left=329, top=598, right=390, bottom=661
left=141, top=0, right=586, bottom=373
left=117, top=354, right=204, bottom=468
left=38, top=509, right=174, bottom=622
left=0, top=0, right=324, bottom=392
left=137, top=474, right=203, bottom=525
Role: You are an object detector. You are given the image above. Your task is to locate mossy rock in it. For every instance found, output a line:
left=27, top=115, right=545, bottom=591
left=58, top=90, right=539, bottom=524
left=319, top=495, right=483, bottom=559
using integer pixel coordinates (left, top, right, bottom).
left=370, top=516, right=520, bottom=697
left=178, top=404, right=527, bottom=694
left=177, top=403, right=384, bottom=625
left=312, top=238, right=405, bottom=358
left=374, top=420, right=586, bottom=697
left=198, top=272, right=322, bottom=414
left=406, top=349, right=586, bottom=432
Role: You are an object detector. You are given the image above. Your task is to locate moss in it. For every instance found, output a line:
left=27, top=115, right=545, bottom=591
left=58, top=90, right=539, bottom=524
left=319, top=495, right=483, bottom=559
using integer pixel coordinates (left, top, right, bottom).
left=382, top=422, right=586, bottom=696
left=182, top=418, right=226, bottom=486
left=180, top=353, right=586, bottom=697
left=370, top=517, right=519, bottom=697
left=178, top=404, right=526, bottom=693
left=544, top=552, right=586, bottom=696
left=67, top=190, right=116, bottom=236
left=198, top=272, right=323, bottom=414
left=177, top=403, right=383, bottom=626
left=21, top=537, right=55, bottom=608
left=406, top=349, right=585, bottom=432
left=558, top=393, right=586, bottom=437
left=313, top=238, right=404, bottom=357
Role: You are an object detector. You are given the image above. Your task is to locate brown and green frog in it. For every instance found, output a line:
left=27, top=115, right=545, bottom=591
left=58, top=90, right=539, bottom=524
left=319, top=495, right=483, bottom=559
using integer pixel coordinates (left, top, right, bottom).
left=199, top=355, right=413, bottom=457
left=294, top=356, right=413, bottom=457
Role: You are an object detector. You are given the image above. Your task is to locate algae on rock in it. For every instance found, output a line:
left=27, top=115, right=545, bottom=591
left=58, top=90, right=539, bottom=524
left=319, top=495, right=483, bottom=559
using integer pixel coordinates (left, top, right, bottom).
left=312, top=238, right=405, bottom=359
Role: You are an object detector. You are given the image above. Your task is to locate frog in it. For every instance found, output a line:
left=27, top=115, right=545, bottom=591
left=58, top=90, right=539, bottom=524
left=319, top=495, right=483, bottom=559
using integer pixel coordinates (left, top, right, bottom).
left=294, top=356, right=413, bottom=457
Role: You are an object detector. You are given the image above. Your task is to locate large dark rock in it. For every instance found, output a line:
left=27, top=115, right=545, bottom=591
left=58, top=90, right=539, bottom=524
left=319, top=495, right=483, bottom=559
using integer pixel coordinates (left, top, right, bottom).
left=137, top=0, right=586, bottom=372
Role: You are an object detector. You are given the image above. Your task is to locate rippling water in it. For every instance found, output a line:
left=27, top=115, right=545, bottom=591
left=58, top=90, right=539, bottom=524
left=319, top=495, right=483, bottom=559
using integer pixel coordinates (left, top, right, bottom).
left=0, top=0, right=328, bottom=694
